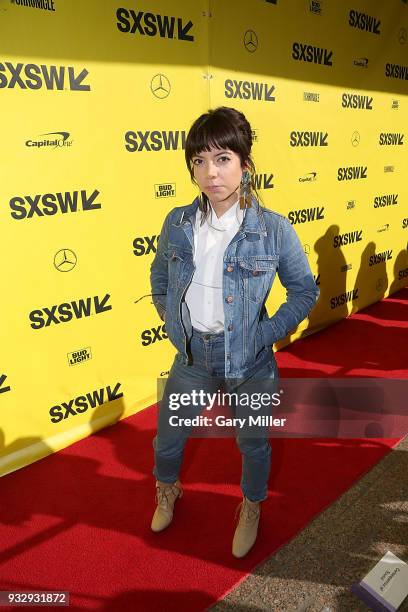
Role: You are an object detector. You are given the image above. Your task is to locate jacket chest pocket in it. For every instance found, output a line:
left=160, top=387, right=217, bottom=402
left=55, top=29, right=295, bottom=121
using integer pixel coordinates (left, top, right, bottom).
left=168, top=246, right=189, bottom=288
left=238, top=257, right=278, bottom=303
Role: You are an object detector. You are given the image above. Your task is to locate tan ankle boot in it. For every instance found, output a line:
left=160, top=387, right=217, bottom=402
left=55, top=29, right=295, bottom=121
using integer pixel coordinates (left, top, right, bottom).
left=151, top=480, right=183, bottom=532
left=232, top=496, right=261, bottom=558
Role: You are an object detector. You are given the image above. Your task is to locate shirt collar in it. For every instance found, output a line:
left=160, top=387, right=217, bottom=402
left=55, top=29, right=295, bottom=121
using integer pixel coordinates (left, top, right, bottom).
left=207, top=196, right=244, bottom=229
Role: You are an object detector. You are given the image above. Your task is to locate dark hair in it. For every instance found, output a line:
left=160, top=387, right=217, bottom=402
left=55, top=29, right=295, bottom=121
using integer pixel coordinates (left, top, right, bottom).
left=185, top=106, right=261, bottom=224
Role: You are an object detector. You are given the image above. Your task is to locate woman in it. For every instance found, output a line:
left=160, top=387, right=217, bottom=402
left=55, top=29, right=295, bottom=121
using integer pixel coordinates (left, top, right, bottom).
left=149, top=106, right=319, bottom=558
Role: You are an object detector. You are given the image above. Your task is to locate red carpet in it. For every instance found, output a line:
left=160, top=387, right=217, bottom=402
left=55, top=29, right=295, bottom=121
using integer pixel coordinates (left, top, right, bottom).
left=0, top=287, right=406, bottom=611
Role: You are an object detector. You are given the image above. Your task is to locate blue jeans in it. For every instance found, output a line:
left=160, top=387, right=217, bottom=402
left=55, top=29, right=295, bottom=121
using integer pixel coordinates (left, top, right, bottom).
left=152, top=327, right=279, bottom=502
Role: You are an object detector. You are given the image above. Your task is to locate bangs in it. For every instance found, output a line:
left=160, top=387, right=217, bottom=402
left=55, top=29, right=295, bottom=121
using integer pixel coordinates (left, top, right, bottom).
left=185, top=112, right=243, bottom=167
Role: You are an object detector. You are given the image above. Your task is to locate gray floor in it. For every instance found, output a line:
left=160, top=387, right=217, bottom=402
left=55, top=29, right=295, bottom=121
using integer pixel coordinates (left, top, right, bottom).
left=210, top=435, right=408, bottom=612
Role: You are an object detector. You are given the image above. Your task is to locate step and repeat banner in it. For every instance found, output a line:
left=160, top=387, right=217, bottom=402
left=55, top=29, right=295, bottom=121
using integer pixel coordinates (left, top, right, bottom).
left=1, top=0, right=407, bottom=476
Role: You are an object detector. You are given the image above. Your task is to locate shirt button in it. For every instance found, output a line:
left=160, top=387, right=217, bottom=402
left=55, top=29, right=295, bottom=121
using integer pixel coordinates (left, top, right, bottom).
left=227, top=265, right=234, bottom=272
left=228, top=324, right=233, bottom=331
left=252, top=270, right=259, bottom=276
left=226, top=296, right=233, bottom=303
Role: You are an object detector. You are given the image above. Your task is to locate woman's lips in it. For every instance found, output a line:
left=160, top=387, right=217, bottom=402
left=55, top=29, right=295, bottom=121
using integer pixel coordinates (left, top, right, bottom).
left=206, top=185, right=222, bottom=192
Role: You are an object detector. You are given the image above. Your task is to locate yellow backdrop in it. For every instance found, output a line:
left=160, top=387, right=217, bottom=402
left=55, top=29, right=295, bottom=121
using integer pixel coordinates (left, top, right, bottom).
left=1, top=0, right=407, bottom=476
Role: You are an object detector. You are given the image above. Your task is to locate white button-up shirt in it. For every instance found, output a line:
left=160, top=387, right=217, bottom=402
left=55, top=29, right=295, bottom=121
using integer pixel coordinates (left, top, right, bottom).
left=184, top=197, right=245, bottom=333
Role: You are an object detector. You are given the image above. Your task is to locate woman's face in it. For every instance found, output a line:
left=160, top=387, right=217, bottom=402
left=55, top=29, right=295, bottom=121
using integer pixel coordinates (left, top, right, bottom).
left=191, top=146, right=246, bottom=206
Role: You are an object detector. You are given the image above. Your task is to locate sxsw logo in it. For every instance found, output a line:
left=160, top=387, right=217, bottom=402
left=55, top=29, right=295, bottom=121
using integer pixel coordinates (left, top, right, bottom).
left=385, top=63, right=408, bottom=80
left=337, top=166, right=367, bottom=181
left=68, top=348, right=92, bottom=366
left=348, top=10, right=381, bottom=34
left=330, top=288, right=359, bottom=309
left=373, top=194, right=398, bottom=208
left=30, top=295, right=112, bottom=329
left=290, top=131, right=328, bottom=146
left=224, top=79, right=275, bottom=102
left=0, top=62, right=90, bottom=90
left=0, top=373, right=11, bottom=394
left=49, top=383, right=123, bottom=423
left=379, top=132, right=404, bottom=145
left=403, top=218, right=408, bottom=229
left=333, top=230, right=363, bottom=248
left=155, top=183, right=176, bottom=198
left=252, top=173, right=273, bottom=190
left=288, top=206, right=325, bottom=225
left=133, top=235, right=159, bottom=256
left=341, top=93, right=373, bottom=109
left=369, top=250, right=393, bottom=266
left=314, top=273, right=321, bottom=286
left=125, top=131, right=186, bottom=152
left=292, top=42, right=333, bottom=66
left=116, top=8, right=194, bottom=41
left=10, top=189, right=101, bottom=220
left=141, top=324, right=168, bottom=346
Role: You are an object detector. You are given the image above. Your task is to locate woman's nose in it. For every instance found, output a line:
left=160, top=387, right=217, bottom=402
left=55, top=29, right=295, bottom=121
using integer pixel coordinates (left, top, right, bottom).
left=206, top=161, right=217, bottom=178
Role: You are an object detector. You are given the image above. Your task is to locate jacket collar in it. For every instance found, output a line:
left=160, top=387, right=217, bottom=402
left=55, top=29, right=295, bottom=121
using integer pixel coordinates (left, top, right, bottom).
left=175, top=195, right=267, bottom=235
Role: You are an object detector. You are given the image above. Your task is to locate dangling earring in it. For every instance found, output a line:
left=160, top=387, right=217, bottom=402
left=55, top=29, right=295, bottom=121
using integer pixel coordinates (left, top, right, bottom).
left=239, top=170, right=252, bottom=209
left=197, top=190, right=209, bottom=225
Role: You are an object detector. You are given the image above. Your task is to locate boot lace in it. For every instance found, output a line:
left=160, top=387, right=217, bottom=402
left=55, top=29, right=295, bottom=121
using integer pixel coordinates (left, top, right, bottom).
left=235, top=499, right=260, bottom=525
left=155, top=482, right=183, bottom=510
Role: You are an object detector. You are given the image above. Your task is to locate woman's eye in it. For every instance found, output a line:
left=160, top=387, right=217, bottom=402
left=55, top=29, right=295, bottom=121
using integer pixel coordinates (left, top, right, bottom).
left=219, top=156, right=230, bottom=162
left=192, top=159, right=202, bottom=166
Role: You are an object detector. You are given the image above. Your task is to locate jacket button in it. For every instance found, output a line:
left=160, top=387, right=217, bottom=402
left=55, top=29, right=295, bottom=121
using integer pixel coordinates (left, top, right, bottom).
left=226, top=296, right=233, bottom=303
left=228, top=324, right=233, bottom=331
left=227, top=265, right=234, bottom=272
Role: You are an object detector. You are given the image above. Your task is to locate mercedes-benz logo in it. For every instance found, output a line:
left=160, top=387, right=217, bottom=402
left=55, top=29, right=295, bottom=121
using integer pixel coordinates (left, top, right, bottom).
left=244, top=30, right=258, bottom=53
left=399, top=27, right=407, bottom=44
left=54, top=249, right=77, bottom=272
left=151, top=74, right=171, bottom=99
left=351, top=131, right=360, bottom=147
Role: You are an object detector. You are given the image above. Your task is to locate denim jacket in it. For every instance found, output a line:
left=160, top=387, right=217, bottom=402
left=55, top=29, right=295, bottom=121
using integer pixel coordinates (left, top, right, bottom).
left=150, top=196, right=319, bottom=379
